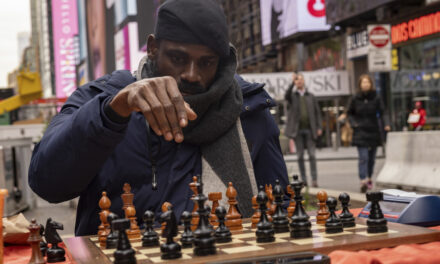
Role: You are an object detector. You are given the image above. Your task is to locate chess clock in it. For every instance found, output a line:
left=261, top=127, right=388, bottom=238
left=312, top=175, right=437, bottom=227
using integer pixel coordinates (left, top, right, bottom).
left=359, top=189, right=440, bottom=227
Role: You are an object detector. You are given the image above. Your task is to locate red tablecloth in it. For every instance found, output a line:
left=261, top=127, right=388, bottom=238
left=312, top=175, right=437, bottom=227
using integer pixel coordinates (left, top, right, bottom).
left=4, top=243, right=75, bottom=264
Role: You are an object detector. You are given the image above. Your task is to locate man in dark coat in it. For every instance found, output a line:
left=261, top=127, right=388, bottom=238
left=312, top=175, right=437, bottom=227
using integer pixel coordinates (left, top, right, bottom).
left=28, top=0, right=288, bottom=236
left=284, top=73, right=322, bottom=187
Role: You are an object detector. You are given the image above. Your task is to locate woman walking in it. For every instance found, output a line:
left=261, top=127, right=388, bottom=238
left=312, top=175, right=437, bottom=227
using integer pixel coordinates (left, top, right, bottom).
left=347, top=74, right=390, bottom=193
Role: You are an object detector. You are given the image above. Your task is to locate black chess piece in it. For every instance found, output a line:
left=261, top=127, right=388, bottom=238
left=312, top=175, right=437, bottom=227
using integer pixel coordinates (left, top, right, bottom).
left=256, top=185, right=276, bottom=243
left=325, top=197, right=343, bottom=234
left=338, top=193, right=356, bottom=228
left=366, top=192, right=388, bottom=234
left=289, top=175, right=312, bottom=239
left=44, top=218, right=66, bottom=263
left=214, top=206, right=232, bottom=243
left=142, top=210, right=159, bottom=247
left=160, top=205, right=182, bottom=259
left=106, top=213, right=119, bottom=249
left=39, top=224, right=47, bottom=256
left=180, top=211, right=194, bottom=248
left=113, top=218, right=137, bottom=264
left=272, top=179, right=289, bottom=233
left=193, top=175, right=217, bottom=256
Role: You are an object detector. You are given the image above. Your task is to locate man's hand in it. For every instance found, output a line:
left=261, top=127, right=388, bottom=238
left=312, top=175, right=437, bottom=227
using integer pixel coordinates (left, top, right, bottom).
left=109, top=76, right=197, bottom=143
left=384, top=126, right=391, bottom=132
left=317, top=129, right=322, bottom=137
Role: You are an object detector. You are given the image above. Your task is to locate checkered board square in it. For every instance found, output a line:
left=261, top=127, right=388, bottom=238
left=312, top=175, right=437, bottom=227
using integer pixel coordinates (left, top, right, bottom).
left=86, top=216, right=434, bottom=264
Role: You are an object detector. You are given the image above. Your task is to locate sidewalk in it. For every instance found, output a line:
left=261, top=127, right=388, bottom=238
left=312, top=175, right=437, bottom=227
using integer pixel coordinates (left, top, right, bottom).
left=284, top=146, right=385, bottom=162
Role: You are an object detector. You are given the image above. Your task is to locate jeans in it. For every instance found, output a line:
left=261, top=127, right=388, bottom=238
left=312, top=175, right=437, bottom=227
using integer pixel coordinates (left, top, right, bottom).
left=294, top=129, right=317, bottom=184
left=357, top=147, right=377, bottom=180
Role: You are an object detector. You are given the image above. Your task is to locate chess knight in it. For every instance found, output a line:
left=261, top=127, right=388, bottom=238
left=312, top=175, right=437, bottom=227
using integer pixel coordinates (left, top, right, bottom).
left=28, top=0, right=289, bottom=236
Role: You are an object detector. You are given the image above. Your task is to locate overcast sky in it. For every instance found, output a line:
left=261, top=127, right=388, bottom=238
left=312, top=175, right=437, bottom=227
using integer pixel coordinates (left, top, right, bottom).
left=0, top=1, right=31, bottom=87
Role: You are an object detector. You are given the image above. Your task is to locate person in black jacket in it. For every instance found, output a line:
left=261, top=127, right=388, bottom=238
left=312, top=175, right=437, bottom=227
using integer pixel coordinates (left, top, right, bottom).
left=347, top=74, right=390, bottom=193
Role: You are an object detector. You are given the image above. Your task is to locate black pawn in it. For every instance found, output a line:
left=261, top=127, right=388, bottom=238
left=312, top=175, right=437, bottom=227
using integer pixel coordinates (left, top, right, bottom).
left=366, top=192, right=388, bottom=233
left=325, top=197, right=343, bottom=234
left=39, top=224, right=47, bottom=256
left=106, top=213, right=119, bottom=249
left=180, top=211, right=194, bottom=248
left=339, top=193, right=356, bottom=228
left=272, top=179, right=289, bottom=233
left=142, top=210, right=159, bottom=247
left=214, top=206, right=232, bottom=243
left=289, top=175, right=312, bottom=239
left=256, top=185, right=275, bottom=243
left=113, top=218, right=136, bottom=264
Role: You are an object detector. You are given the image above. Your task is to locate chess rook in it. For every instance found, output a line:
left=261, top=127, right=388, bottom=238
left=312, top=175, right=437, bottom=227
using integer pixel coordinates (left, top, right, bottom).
left=272, top=179, right=289, bottom=233
left=339, top=193, right=356, bottom=228
left=325, top=197, right=343, bottom=234
left=316, top=190, right=330, bottom=225
left=366, top=192, right=388, bottom=234
left=289, top=175, right=312, bottom=239
left=209, top=192, right=222, bottom=227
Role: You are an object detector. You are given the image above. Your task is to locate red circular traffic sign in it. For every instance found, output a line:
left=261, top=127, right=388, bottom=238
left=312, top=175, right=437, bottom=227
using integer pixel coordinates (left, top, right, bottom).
left=307, top=0, right=326, bottom=18
left=369, top=26, right=390, bottom=48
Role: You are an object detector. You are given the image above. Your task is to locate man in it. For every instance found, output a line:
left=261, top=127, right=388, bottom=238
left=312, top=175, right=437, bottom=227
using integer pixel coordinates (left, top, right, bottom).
left=284, top=73, right=322, bottom=187
left=28, top=0, right=288, bottom=236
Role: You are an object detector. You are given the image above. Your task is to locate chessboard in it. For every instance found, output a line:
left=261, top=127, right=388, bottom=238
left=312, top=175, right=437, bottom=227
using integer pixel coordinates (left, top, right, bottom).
left=64, top=216, right=440, bottom=264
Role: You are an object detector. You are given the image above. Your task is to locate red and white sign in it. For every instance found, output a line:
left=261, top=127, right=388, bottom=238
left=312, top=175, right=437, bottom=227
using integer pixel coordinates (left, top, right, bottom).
left=307, top=0, right=326, bottom=18
left=369, top=26, right=390, bottom=48
left=368, top=24, right=392, bottom=72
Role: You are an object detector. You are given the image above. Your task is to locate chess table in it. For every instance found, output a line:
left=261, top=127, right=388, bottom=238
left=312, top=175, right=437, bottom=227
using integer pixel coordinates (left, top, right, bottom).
left=64, top=217, right=440, bottom=264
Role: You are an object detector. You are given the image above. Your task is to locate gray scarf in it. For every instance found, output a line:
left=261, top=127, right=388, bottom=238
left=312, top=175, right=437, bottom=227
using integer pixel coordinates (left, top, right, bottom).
left=136, top=47, right=257, bottom=217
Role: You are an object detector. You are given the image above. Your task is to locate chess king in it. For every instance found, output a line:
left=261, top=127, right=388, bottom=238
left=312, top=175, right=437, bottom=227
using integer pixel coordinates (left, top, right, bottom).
left=29, top=0, right=289, bottom=236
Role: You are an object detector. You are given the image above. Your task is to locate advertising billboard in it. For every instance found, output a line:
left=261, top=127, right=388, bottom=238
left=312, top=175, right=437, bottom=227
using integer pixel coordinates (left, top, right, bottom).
left=52, top=0, right=79, bottom=98
left=260, top=0, right=330, bottom=46
left=114, top=22, right=146, bottom=71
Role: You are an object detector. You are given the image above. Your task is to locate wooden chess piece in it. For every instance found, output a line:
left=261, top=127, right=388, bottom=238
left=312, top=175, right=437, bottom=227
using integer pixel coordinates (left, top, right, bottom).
left=208, top=192, right=222, bottom=227
left=28, top=219, right=46, bottom=264
left=215, top=206, right=232, bottom=243
left=98, top=191, right=112, bottom=247
left=316, top=190, right=330, bottom=225
left=265, top=184, right=276, bottom=216
left=161, top=202, right=172, bottom=237
left=160, top=206, right=182, bottom=259
left=190, top=176, right=199, bottom=231
left=113, top=218, right=137, bottom=264
left=0, top=189, right=7, bottom=264
left=339, top=193, right=356, bottom=228
left=106, top=213, right=119, bottom=249
left=45, top=218, right=66, bottom=263
left=256, top=186, right=275, bottom=243
left=180, top=211, right=194, bottom=248
left=225, top=182, right=243, bottom=231
left=272, top=179, right=289, bottom=233
left=286, top=185, right=296, bottom=218
left=251, top=195, right=260, bottom=228
left=289, top=175, right=312, bottom=239
left=142, top=210, right=159, bottom=247
left=39, top=224, right=47, bottom=256
left=366, top=192, right=388, bottom=233
left=325, top=197, right=343, bottom=234
left=121, top=183, right=141, bottom=239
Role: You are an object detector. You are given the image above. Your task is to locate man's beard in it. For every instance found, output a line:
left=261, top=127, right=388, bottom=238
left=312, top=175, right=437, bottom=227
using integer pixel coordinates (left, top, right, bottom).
left=147, top=59, right=207, bottom=96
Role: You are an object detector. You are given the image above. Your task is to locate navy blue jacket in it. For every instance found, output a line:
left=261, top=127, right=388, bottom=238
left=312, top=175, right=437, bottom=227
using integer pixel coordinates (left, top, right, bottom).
left=28, top=70, right=288, bottom=236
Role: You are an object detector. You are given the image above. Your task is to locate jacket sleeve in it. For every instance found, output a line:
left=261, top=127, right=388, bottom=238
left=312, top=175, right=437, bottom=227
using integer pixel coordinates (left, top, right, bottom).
left=313, top=95, right=323, bottom=130
left=28, top=82, right=130, bottom=203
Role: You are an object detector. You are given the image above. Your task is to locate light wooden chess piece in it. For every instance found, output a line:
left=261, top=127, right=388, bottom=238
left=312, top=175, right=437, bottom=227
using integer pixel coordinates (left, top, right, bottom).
left=265, top=184, right=276, bottom=216
left=251, top=195, right=260, bottom=228
left=161, top=201, right=172, bottom=236
left=27, top=219, right=45, bottom=264
left=121, top=183, right=141, bottom=239
left=208, top=192, right=221, bottom=227
left=225, top=182, right=243, bottom=231
left=0, top=189, right=7, bottom=264
left=190, top=176, right=199, bottom=231
left=98, top=191, right=112, bottom=247
left=316, top=190, right=330, bottom=225
left=286, top=185, right=296, bottom=218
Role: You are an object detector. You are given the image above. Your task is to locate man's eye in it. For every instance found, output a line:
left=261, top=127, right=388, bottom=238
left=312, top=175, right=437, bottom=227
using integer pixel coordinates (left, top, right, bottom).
left=171, top=56, right=184, bottom=64
left=201, top=60, right=213, bottom=68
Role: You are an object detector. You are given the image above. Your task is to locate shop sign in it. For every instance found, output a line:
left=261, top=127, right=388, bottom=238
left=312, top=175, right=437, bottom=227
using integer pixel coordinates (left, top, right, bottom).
left=391, top=11, right=440, bottom=45
left=368, top=24, right=392, bottom=72
left=240, top=71, right=350, bottom=100
left=347, top=30, right=369, bottom=59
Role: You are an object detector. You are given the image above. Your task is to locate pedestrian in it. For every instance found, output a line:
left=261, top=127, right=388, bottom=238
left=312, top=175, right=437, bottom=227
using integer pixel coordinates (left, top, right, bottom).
left=285, top=73, right=322, bottom=187
left=347, top=74, right=390, bottom=193
left=28, top=0, right=289, bottom=236
left=408, top=101, right=426, bottom=131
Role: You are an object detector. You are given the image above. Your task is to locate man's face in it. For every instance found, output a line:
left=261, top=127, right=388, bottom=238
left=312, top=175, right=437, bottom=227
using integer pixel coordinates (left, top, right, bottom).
left=295, top=74, right=305, bottom=90
left=147, top=37, right=220, bottom=95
